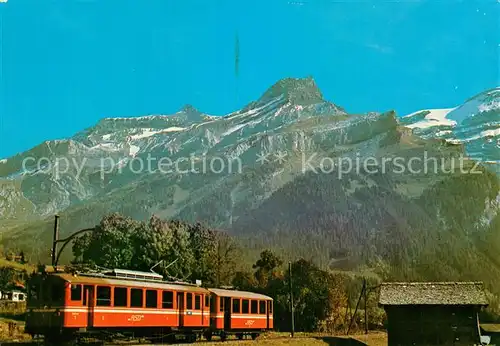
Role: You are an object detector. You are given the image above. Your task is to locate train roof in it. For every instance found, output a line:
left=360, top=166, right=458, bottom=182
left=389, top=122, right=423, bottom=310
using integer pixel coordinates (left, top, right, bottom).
left=208, top=288, right=273, bottom=301
left=54, top=273, right=210, bottom=294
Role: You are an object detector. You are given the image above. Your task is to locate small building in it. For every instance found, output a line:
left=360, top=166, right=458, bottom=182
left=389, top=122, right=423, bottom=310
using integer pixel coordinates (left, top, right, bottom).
left=379, top=282, right=489, bottom=346
left=0, top=290, right=25, bottom=302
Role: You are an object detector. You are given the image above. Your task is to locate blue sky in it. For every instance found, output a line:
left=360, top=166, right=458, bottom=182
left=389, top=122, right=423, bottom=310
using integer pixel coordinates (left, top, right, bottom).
left=0, top=0, right=498, bottom=158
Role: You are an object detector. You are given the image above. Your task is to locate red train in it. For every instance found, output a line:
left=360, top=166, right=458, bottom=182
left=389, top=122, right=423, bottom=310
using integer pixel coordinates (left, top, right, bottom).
left=25, top=266, right=274, bottom=344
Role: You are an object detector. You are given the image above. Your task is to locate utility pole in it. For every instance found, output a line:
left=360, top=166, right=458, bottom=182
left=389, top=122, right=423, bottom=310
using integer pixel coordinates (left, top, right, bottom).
left=289, top=262, right=295, bottom=337
left=364, top=279, right=368, bottom=334
left=347, top=279, right=365, bottom=335
left=51, top=215, right=60, bottom=267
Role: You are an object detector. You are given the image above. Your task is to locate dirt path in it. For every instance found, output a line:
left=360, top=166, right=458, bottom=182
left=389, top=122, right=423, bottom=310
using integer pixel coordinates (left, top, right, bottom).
left=168, top=332, right=387, bottom=346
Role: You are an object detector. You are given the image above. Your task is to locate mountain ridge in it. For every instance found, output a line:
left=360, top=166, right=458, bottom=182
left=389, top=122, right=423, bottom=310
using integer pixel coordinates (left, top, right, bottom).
left=0, top=78, right=499, bottom=301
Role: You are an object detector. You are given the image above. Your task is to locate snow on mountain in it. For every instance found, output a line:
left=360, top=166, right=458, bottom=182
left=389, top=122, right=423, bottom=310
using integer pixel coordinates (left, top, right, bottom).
left=402, top=108, right=457, bottom=129
left=401, top=87, right=500, bottom=166
left=0, top=77, right=498, bottom=222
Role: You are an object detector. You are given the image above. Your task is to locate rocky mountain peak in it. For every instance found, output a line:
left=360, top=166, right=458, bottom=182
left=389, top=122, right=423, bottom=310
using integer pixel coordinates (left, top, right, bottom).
left=259, top=77, right=324, bottom=105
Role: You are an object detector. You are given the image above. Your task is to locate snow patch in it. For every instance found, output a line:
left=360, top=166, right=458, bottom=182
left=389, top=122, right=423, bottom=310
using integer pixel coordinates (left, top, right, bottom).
left=221, top=123, right=246, bottom=137
left=130, top=127, right=185, bottom=140
left=102, top=115, right=171, bottom=121
left=482, top=128, right=500, bottom=137
left=435, top=130, right=452, bottom=136
left=455, top=128, right=500, bottom=143
left=91, top=143, right=119, bottom=151
left=224, top=95, right=285, bottom=120
left=0, top=159, right=6, bottom=164
left=129, top=145, right=140, bottom=157
left=404, top=108, right=457, bottom=129
left=478, top=100, right=500, bottom=113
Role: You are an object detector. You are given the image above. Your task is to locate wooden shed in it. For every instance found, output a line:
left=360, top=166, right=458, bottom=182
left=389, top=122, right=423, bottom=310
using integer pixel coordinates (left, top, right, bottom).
left=379, top=282, right=488, bottom=346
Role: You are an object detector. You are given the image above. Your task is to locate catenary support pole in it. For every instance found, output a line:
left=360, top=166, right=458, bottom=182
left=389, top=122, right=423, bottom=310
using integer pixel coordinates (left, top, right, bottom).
left=289, top=262, right=295, bottom=337
left=51, top=215, right=60, bottom=266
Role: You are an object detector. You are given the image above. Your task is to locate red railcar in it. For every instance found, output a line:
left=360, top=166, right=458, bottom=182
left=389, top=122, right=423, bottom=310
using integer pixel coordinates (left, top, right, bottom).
left=25, top=267, right=274, bottom=344
left=205, top=288, right=273, bottom=341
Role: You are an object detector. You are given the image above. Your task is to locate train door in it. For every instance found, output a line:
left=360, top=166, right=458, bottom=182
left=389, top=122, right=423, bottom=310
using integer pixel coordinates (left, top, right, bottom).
left=194, top=294, right=203, bottom=326
left=177, top=292, right=185, bottom=327
left=83, top=285, right=94, bottom=328
left=267, top=300, right=273, bottom=329
left=266, top=300, right=270, bottom=329
left=224, top=297, right=231, bottom=330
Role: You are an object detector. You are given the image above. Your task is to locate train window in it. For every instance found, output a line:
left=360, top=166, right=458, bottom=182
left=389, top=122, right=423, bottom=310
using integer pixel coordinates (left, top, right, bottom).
left=251, top=300, right=258, bottom=314
left=146, top=290, right=157, bottom=308
left=232, top=299, right=240, bottom=313
left=269, top=301, right=273, bottom=313
left=195, top=294, right=201, bottom=310
left=114, top=287, right=127, bottom=307
left=205, top=295, right=210, bottom=308
left=96, top=286, right=111, bottom=306
left=259, top=301, right=266, bottom=314
left=219, top=297, right=224, bottom=312
left=242, top=299, right=249, bottom=314
left=186, top=293, right=193, bottom=310
left=70, top=284, right=82, bottom=301
left=131, top=288, right=143, bottom=308
left=162, top=291, right=174, bottom=309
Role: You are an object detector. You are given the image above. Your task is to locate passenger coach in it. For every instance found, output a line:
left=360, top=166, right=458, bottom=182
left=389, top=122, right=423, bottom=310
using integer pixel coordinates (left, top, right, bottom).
left=206, top=288, right=273, bottom=341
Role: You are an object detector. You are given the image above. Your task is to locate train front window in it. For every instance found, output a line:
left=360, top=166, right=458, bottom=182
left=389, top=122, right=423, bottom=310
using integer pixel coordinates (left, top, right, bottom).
left=145, top=290, right=157, bottom=308
left=131, top=288, right=143, bottom=307
left=186, top=293, right=193, bottom=309
left=205, top=295, right=210, bottom=308
left=96, top=286, right=111, bottom=306
left=251, top=300, right=258, bottom=314
left=162, top=291, right=173, bottom=309
left=70, top=284, right=82, bottom=301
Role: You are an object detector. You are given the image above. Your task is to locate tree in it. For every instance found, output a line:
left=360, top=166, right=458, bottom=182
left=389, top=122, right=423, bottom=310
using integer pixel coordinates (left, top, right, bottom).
left=72, top=213, right=142, bottom=268
left=252, top=249, right=283, bottom=288
left=213, top=231, right=239, bottom=287
left=70, top=213, right=237, bottom=286
left=187, top=222, right=218, bottom=284
left=0, top=267, right=16, bottom=291
left=236, top=253, right=348, bottom=333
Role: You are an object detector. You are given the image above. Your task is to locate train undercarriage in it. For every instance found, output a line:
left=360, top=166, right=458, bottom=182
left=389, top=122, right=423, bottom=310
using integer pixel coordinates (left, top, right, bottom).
left=29, top=326, right=264, bottom=345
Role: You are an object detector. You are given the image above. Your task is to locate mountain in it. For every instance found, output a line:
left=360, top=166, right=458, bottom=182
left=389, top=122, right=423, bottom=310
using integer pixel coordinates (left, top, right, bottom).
left=0, top=77, right=499, bottom=299
left=400, top=87, right=500, bottom=173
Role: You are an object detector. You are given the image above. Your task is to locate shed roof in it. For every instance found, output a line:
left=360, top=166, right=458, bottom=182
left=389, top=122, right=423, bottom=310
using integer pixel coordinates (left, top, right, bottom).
left=378, top=282, right=488, bottom=306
